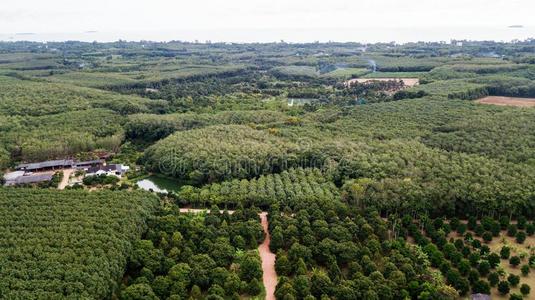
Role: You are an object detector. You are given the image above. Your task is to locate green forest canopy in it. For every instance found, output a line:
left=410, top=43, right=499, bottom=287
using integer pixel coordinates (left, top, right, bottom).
left=0, top=39, right=534, bottom=299
left=0, top=189, right=158, bottom=299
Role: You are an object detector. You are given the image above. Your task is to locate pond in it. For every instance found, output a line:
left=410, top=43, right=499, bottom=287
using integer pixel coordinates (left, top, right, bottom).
left=136, top=175, right=182, bottom=193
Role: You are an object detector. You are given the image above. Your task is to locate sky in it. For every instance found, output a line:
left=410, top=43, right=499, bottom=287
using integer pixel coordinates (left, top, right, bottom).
left=0, top=0, right=534, bottom=42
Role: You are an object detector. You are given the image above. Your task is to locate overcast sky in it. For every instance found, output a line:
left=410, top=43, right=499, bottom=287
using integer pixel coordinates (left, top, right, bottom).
left=0, top=0, right=534, bottom=42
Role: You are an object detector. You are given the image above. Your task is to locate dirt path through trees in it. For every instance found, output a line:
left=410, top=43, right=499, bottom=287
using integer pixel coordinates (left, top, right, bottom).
left=179, top=208, right=277, bottom=299
left=259, top=212, right=277, bottom=300
left=58, top=169, right=74, bottom=190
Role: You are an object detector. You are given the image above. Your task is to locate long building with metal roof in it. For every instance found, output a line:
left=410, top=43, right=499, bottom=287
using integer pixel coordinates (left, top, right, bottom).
left=16, top=160, right=74, bottom=171
left=4, top=173, right=54, bottom=186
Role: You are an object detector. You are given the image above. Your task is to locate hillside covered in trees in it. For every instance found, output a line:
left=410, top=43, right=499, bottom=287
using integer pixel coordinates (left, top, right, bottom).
left=0, top=39, right=535, bottom=299
left=0, top=189, right=158, bottom=299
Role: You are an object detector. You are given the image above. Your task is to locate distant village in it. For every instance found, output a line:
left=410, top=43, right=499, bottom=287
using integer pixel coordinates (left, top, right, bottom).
left=3, top=159, right=129, bottom=187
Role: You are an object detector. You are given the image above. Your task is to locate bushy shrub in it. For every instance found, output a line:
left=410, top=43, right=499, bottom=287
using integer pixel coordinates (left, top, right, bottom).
left=482, top=232, right=493, bottom=243
left=498, top=281, right=510, bottom=295
left=510, top=256, right=521, bottom=267
left=520, top=283, right=531, bottom=296
left=507, top=274, right=520, bottom=287
left=516, top=231, right=526, bottom=244
left=521, top=265, right=530, bottom=276
left=507, top=224, right=517, bottom=237
left=501, top=247, right=511, bottom=259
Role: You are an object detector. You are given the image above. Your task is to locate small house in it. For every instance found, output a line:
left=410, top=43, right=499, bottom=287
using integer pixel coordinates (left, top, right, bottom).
left=85, top=164, right=129, bottom=178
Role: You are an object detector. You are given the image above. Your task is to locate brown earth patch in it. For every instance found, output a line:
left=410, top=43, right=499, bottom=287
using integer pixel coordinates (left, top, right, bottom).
left=58, top=169, right=74, bottom=190
left=477, top=96, right=535, bottom=107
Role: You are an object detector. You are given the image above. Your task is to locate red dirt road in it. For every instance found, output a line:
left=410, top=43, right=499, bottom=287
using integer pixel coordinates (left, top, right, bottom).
left=259, top=212, right=277, bottom=300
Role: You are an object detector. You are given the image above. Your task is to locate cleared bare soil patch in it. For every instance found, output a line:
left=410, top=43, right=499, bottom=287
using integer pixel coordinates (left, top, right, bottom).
left=477, top=96, right=535, bottom=107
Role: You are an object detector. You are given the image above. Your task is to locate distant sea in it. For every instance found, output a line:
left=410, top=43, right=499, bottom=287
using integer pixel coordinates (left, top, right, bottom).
left=1, top=27, right=534, bottom=43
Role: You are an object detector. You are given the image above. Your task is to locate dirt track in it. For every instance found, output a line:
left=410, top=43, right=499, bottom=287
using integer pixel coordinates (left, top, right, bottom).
left=58, top=169, right=74, bottom=190
left=259, top=212, right=277, bottom=300
left=477, top=96, right=535, bottom=107
left=180, top=208, right=277, bottom=299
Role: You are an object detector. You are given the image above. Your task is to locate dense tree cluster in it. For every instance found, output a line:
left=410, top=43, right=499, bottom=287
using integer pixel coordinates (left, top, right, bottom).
left=0, top=189, right=159, bottom=299
left=0, top=109, right=125, bottom=162
left=0, top=76, right=167, bottom=117
left=82, top=174, right=120, bottom=186
left=120, top=206, right=264, bottom=299
left=125, top=110, right=288, bottom=141
left=410, top=75, right=535, bottom=100
left=0, top=146, right=9, bottom=169
left=175, top=168, right=339, bottom=209
left=1, top=39, right=535, bottom=300
left=160, top=127, right=535, bottom=216
left=392, top=215, right=534, bottom=297
left=405, top=79, right=489, bottom=100
left=473, top=76, right=535, bottom=98
left=142, top=125, right=303, bottom=183
left=422, top=106, right=535, bottom=163
left=364, top=55, right=445, bottom=72
left=267, top=200, right=458, bottom=299
left=154, top=123, right=535, bottom=217
left=310, top=97, right=535, bottom=164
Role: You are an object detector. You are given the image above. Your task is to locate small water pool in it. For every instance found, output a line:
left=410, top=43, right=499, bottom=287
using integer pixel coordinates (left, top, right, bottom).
left=136, top=176, right=182, bottom=193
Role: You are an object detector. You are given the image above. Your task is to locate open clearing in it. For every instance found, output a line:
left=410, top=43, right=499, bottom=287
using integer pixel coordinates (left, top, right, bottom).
left=477, top=96, right=535, bottom=107
left=345, top=77, right=420, bottom=87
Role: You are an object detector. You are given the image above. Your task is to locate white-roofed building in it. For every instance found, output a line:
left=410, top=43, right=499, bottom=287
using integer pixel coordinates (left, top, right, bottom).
left=3, top=171, right=26, bottom=186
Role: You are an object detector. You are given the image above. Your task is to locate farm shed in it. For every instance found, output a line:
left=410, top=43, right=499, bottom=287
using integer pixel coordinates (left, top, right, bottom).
left=3, top=171, right=25, bottom=186
left=4, top=174, right=54, bottom=186
left=16, top=160, right=74, bottom=171
left=75, top=160, right=105, bottom=170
